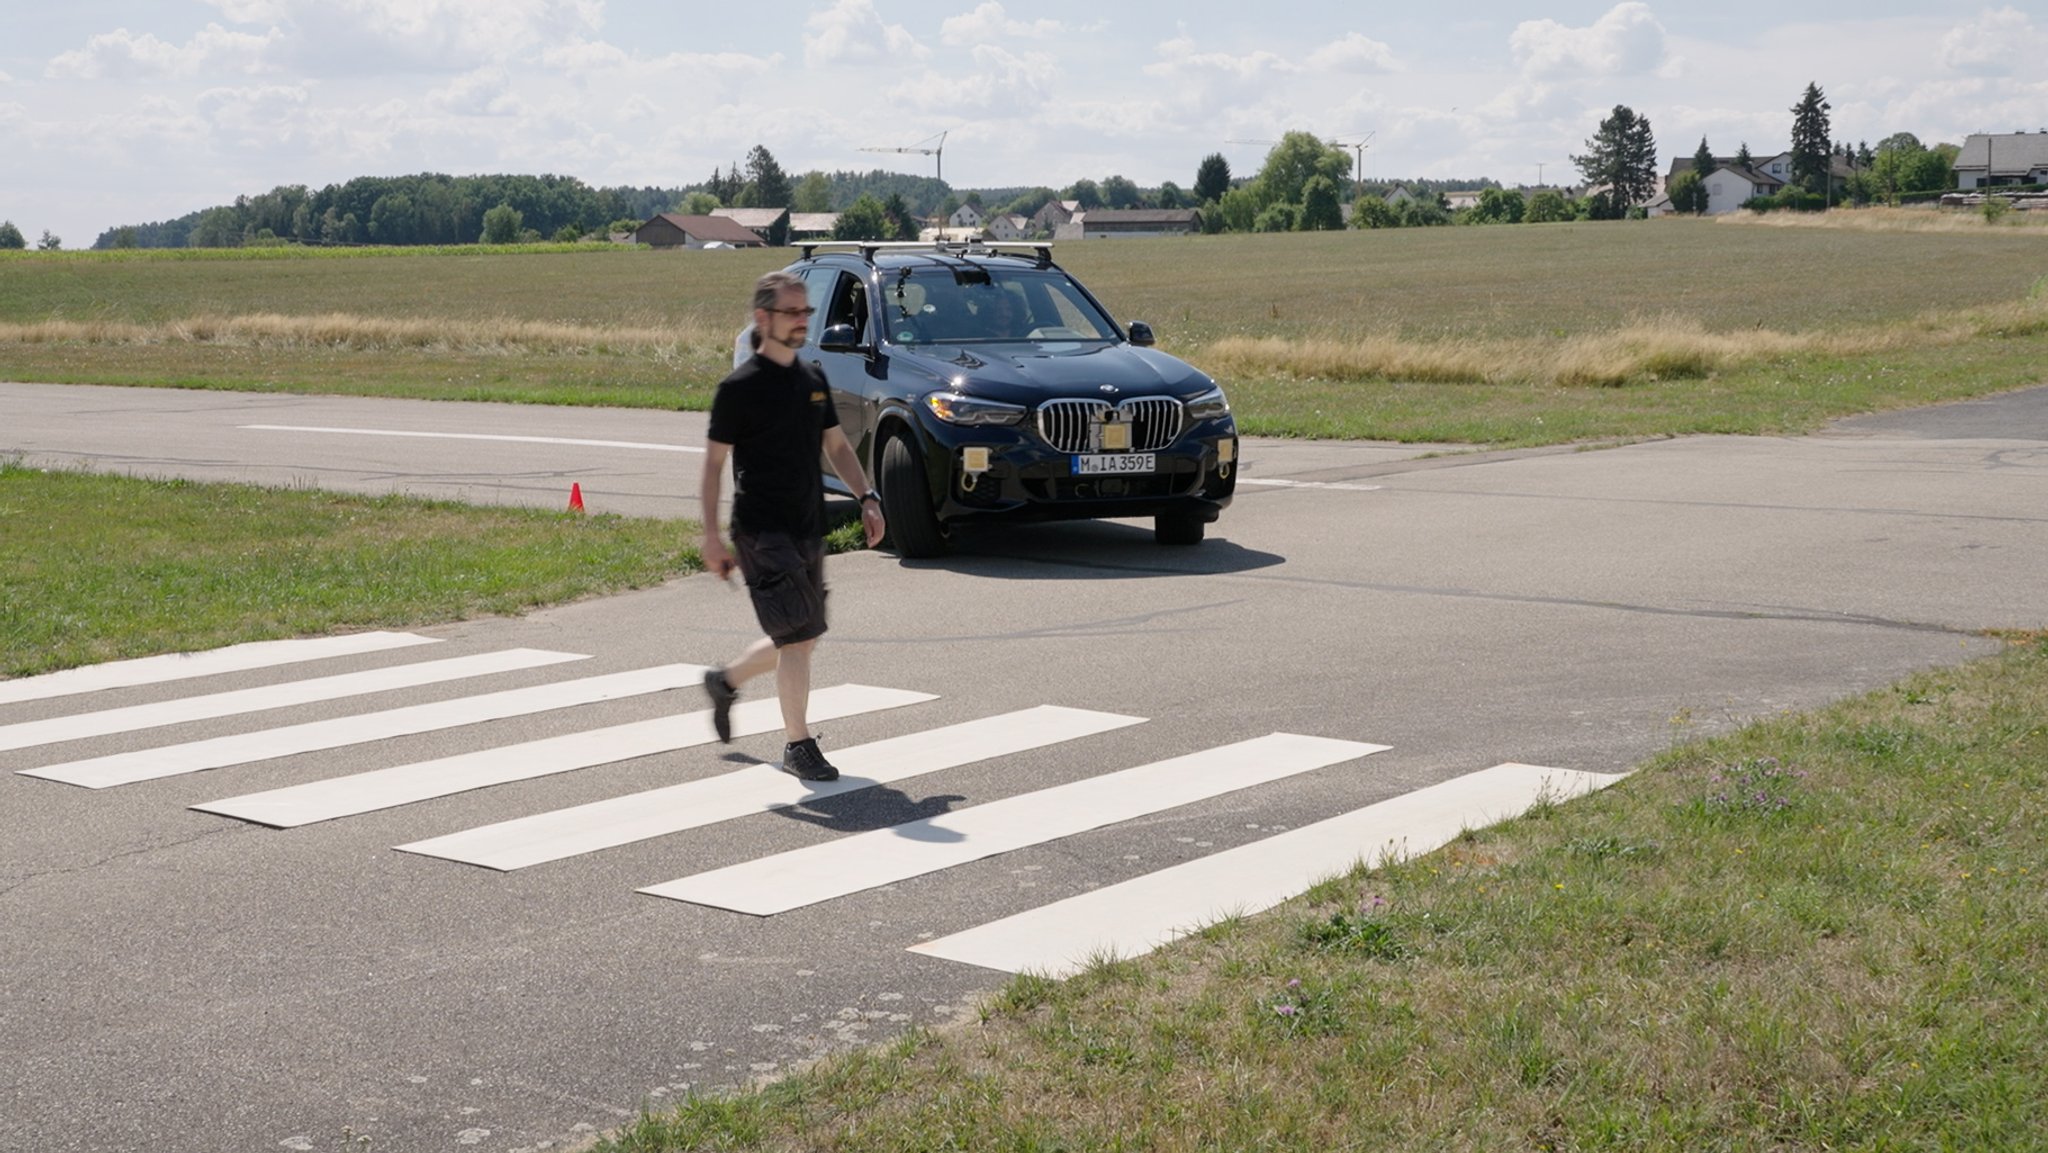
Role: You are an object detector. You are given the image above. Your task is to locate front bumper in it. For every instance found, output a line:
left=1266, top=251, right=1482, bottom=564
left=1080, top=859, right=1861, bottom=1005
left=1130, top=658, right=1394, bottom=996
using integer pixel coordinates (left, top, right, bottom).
left=916, top=412, right=1239, bottom=526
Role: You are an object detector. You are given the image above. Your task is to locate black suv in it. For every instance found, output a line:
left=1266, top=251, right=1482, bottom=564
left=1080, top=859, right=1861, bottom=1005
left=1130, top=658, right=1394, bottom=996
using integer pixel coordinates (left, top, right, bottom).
left=779, top=241, right=1238, bottom=557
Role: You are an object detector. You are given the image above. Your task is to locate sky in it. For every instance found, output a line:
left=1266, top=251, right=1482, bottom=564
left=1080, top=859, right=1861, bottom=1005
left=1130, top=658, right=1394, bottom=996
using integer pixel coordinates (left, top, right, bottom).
left=4, top=1, right=2045, bottom=246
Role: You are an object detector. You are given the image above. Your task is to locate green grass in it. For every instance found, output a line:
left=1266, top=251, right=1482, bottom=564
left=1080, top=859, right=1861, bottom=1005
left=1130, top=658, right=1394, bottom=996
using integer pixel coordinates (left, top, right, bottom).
left=0, top=462, right=700, bottom=678
left=593, top=633, right=2048, bottom=1152
left=5, top=221, right=2046, bottom=441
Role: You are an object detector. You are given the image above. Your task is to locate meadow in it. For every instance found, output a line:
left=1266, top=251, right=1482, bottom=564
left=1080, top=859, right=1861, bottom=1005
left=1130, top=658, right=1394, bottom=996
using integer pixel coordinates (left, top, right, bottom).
left=5, top=212, right=2047, bottom=444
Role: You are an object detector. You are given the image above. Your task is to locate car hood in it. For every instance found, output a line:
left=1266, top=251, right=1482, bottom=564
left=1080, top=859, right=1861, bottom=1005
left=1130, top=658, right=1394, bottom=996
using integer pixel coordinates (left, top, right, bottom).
left=891, top=341, right=1214, bottom=404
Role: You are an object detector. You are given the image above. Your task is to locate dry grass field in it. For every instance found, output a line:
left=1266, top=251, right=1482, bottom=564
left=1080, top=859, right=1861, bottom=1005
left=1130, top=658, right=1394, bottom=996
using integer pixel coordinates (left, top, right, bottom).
left=3, top=215, right=2045, bottom=443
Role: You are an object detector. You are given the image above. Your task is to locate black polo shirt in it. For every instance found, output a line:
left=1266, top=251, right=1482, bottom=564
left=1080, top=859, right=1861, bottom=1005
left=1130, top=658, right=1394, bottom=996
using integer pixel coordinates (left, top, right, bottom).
left=706, top=354, right=839, bottom=538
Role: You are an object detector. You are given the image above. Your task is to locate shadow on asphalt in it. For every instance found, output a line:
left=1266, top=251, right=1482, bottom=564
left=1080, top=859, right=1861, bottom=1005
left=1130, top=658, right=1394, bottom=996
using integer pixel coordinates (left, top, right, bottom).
left=887, top=519, right=1285, bottom=581
left=772, top=783, right=968, bottom=838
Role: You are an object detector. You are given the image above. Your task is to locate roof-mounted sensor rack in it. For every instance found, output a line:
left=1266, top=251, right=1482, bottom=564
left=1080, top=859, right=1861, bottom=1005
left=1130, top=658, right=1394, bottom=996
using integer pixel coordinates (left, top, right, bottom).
left=799, top=240, right=1055, bottom=268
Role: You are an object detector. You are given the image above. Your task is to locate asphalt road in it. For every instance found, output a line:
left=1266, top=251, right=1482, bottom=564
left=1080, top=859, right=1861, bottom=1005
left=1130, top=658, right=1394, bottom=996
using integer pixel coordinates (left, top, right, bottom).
left=3, top=380, right=2045, bottom=1153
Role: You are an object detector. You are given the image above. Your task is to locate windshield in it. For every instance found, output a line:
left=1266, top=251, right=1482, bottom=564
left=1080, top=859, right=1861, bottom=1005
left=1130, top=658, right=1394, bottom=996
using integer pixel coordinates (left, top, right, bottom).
left=881, top=267, right=1118, bottom=346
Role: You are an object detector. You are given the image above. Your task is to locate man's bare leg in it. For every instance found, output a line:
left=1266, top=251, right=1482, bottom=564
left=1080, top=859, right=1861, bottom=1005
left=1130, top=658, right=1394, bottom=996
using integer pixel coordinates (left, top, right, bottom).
left=774, top=639, right=816, bottom=743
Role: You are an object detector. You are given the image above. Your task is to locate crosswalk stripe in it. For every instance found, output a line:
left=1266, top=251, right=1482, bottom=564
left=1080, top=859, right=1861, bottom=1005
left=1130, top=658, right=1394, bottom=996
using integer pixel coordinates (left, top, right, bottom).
left=197, top=684, right=938, bottom=829
left=907, top=762, right=1626, bottom=976
left=640, top=732, right=1387, bottom=916
left=0, top=648, right=587, bottom=755
left=0, top=632, right=440, bottom=706
left=396, top=705, right=1143, bottom=871
left=18, top=662, right=705, bottom=789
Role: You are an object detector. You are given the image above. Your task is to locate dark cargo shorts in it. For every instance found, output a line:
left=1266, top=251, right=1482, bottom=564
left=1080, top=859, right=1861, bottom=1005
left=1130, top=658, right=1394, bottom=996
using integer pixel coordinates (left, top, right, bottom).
left=733, top=530, right=828, bottom=647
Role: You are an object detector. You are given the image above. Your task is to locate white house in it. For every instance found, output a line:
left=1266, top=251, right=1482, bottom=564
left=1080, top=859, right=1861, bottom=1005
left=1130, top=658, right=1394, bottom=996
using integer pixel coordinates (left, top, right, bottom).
left=1665, top=156, right=1787, bottom=214
left=1954, top=132, right=2048, bottom=188
left=947, top=202, right=985, bottom=229
left=982, top=213, right=1031, bottom=241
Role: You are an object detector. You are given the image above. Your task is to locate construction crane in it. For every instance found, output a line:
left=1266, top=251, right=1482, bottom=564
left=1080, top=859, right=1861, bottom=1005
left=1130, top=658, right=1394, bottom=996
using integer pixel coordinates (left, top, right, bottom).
left=1228, top=130, right=1375, bottom=185
left=859, top=130, right=948, bottom=183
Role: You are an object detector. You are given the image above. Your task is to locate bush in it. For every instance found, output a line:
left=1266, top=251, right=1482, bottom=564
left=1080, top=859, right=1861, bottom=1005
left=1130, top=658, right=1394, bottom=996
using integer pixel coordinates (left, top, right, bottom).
left=1742, top=189, right=1830, bottom=214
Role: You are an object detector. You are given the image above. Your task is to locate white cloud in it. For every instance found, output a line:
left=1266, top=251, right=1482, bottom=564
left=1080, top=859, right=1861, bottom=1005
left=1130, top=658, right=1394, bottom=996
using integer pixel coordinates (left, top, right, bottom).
left=940, top=3, right=1063, bottom=47
left=1144, top=31, right=1294, bottom=84
left=805, top=0, right=928, bottom=66
left=204, top=0, right=289, bottom=21
left=885, top=43, right=1057, bottom=112
left=428, top=67, right=524, bottom=116
left=45, top=24, right=281, bottom=80
left=196, top=84, right=312, bottom=140
left=1510, top=2, right=1667, bottom=80
left=1939, top=7, right=2043, bottom=75
left=1304, top=32, right=1400, bottom=74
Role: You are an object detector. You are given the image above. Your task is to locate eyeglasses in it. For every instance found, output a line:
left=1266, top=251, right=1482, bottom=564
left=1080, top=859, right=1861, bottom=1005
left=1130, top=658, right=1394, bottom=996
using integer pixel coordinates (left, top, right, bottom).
left=768, top=306, right=816, bottom=318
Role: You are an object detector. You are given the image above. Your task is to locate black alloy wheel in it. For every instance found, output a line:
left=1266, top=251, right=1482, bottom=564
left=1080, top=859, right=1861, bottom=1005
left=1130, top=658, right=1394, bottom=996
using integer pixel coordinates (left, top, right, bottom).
left=879, top=435, right=946, bottom=558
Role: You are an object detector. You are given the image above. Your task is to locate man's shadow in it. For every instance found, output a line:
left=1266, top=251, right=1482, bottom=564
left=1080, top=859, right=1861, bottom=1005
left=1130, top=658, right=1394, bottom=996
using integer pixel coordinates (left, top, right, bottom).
left=721, top=752, right=966, bottom=841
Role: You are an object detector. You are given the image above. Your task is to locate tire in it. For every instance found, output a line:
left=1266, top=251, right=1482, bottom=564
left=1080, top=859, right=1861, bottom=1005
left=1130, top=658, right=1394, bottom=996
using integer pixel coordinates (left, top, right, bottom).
left=1154, top=510, right=1205, bottom=546
left=879, top=435, right=946, bottom=558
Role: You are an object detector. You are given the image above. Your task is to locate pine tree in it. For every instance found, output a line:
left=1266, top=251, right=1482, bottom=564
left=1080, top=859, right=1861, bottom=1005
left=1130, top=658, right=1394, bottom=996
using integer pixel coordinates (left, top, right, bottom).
left=1194, top=154, right=1231, bottom=205
left=1573, top=105, right=1657, bottom=219
left=1693, top=137, right=1716, bottom=177
left=1789, top=82, right=1833, bottom=194
left=742, top=145, right=792, bottom=209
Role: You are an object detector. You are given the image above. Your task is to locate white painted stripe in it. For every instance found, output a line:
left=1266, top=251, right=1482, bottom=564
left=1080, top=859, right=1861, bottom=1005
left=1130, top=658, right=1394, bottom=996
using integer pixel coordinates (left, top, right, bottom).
left=0, top=649, right=586, bottom=754
left=0, top=633, right=440, bottom=706
left=19, top=662, right=701, bottom=789
left=1237, top=478, right=1384, bottom=492
left=399, top=705, right=1141, bottom=870
left=199, top=684, right=938, bottom=828
left=242, top=425, right=703, bottom=454
left=641, top=732, right=1387, bottom=916
left=909, top=762, right=1625, bottom=976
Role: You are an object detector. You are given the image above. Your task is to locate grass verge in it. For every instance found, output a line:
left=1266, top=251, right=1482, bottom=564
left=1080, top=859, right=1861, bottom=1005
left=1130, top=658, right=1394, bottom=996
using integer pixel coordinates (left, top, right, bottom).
left=596, top=632, right=2048, bottom=1151
left=0, top=462, right=700, bottom=678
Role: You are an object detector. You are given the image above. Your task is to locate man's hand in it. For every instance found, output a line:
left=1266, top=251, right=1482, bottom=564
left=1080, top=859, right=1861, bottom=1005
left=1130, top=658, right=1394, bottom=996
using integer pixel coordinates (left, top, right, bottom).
left=860, top=501, right=886, bottom=547
left=702, top=533, right=737, bottom=581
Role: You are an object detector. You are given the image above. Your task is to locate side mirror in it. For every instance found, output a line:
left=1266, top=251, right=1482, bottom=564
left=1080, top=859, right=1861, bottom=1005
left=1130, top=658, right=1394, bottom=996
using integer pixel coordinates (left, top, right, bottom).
left=1127, top=321, right=1155, bottom=348
left=819, top=323, right=862, bottom=352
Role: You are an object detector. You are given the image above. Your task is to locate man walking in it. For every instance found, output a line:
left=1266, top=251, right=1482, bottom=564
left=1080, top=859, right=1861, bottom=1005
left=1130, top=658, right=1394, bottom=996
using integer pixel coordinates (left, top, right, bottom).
left=700, top=271, right=886, bottom=781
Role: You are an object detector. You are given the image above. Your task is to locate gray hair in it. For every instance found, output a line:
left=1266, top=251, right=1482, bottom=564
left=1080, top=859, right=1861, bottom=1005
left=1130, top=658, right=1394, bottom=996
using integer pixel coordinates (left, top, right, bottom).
left=751, top=270, right=806, bottom=314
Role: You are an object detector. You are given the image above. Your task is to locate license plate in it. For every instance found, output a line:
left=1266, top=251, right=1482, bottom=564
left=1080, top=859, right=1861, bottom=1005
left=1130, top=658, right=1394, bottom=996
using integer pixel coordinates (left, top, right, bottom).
left=1072, top=453, right=1156, bottom=475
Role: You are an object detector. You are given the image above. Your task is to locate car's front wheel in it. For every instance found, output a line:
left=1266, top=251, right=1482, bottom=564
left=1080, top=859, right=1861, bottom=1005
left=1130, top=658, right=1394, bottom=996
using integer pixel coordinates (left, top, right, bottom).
left=1154, top=510, right=1205, bottom=546
left=879, top=435, right=946, bottom=558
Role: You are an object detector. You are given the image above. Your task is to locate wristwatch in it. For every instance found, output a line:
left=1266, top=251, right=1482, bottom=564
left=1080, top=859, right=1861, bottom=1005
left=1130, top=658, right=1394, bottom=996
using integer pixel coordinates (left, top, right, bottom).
left=860, top=489, right=882, bottom=507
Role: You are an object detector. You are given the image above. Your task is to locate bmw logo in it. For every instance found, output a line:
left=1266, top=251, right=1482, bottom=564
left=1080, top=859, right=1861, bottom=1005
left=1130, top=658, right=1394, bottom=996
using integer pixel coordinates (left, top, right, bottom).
left=1099, top=384, right=1118, bottom=394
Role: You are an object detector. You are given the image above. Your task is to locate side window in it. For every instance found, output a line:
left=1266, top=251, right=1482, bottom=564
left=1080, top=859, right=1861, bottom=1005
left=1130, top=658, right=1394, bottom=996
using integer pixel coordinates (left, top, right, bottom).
left=798, top=267, right=836, bottom=345
left=823, top=271, right=869, bottom=339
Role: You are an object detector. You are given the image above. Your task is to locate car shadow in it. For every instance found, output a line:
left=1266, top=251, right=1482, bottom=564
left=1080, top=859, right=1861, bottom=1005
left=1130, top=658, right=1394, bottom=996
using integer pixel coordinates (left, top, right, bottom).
left=824, top=499, right=1284, bottom=579
left=910, top=520, right=1284, bottom=581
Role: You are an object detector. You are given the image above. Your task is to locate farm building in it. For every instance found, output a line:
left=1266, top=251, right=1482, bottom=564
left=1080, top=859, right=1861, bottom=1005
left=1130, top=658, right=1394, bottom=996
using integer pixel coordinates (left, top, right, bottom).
left=1073, top=208, right=1203, bottom=238
left=632, top=213, right=765, bottom=249
left=710, top=207, right=791, bottom=244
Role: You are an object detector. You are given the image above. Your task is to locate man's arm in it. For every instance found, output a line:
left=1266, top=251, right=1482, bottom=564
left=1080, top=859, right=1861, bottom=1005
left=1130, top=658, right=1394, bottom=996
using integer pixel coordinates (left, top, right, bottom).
left=700, top=439, right=736, bottom=578
left=822, top=426, right=886, bottom=547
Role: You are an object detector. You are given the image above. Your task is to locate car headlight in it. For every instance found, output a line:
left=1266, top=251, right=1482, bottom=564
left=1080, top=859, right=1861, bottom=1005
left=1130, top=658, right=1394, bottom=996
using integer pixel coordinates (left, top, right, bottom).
left=1184, top=386, right=1231, bottom=421
left=925, top=392, right=1026, bottom=426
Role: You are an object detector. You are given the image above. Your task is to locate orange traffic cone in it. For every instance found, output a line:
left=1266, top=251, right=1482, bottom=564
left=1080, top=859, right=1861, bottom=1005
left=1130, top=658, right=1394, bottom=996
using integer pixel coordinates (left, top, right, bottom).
left=568, top=483, right=585, bottom=512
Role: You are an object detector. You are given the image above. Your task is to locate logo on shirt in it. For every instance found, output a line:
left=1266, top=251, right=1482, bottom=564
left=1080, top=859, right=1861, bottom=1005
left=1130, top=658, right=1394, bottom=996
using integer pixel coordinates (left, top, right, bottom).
left=811, top=390, right=828, bottom=404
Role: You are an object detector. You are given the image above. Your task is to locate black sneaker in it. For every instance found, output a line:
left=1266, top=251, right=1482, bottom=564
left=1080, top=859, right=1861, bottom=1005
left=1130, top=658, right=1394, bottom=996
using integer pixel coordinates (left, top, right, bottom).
left=703, top=669, right=736, bottom=743
left=780, top=737, right=839, bottom=782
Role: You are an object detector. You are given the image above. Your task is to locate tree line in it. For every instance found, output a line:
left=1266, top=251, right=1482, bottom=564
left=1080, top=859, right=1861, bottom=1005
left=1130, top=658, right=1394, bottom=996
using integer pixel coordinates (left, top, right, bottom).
left=62, top=91, right=1989, bottom=251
